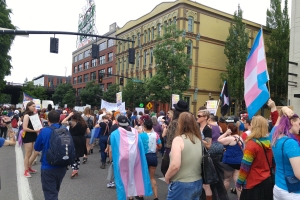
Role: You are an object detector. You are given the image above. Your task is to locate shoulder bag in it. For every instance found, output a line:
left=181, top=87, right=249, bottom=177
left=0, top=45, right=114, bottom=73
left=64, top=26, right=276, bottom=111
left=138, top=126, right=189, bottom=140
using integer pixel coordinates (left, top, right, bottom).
left=257, top=140, right=275, bottom=186
left=202, top=142, right=219, bottom=184
left=282, top=138, right=300, bottom=193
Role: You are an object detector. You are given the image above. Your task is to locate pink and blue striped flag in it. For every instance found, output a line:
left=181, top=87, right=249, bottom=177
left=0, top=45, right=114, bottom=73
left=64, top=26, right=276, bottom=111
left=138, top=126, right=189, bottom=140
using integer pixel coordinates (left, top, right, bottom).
left=23, top=92, right=34, bottom=102
left=244, top=28, right=270, bottom=119
left=110, top=127, right=153, bottom=200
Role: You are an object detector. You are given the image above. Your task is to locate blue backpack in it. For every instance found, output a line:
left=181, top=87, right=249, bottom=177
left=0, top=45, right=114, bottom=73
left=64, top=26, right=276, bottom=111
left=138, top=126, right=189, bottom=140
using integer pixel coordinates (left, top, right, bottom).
left=46, top=126, right=76, bottom=167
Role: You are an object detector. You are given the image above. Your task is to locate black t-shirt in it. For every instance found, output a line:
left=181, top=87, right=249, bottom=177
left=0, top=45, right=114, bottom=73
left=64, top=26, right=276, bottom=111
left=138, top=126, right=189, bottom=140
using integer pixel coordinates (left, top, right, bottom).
left=99, top=120, right=112, bottom=136
left=202, top=125, right=212, bottom=139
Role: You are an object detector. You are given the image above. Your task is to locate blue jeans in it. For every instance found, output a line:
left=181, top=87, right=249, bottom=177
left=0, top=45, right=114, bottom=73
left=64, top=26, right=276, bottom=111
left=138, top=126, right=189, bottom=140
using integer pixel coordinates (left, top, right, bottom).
left=41, top=168, right=67, bottom=200
left=99, top=135, right=108, bottom=163
left=167, top=179, right=202, bottom=200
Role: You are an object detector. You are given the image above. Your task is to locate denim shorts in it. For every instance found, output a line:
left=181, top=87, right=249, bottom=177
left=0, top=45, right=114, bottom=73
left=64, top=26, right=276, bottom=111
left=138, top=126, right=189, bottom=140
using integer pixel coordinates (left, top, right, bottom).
left=85, top=133, right=91, bottom=138
left=145, top=153, right=158, bottom=167
left=167, top=179, right=203, bottom=200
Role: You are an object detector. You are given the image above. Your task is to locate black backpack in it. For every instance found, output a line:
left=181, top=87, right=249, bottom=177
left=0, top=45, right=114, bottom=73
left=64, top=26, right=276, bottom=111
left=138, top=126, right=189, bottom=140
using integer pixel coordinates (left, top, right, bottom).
left=46, top=126, right=76, bottom=167
left=87, top=116, right=93, bottom=130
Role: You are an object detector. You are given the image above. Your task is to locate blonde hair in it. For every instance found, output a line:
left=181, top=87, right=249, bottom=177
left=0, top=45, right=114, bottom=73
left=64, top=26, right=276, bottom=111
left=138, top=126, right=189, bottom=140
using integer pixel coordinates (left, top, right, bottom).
left=198, top=109, right=210, bottom=120
left=246, top=115, right=268, bottom=142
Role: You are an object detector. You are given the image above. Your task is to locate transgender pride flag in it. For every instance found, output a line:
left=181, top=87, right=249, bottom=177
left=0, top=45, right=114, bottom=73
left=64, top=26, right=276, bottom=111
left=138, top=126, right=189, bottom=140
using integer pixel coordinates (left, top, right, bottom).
left=244, top=28, right=270, bottom=119
left=110, top=127, right=153, bottom=200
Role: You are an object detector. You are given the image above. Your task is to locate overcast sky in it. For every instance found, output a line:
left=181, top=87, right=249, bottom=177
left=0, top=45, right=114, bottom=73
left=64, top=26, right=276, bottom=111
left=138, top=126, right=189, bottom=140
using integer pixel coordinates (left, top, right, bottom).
left=4, top=0, right=292, bottom=83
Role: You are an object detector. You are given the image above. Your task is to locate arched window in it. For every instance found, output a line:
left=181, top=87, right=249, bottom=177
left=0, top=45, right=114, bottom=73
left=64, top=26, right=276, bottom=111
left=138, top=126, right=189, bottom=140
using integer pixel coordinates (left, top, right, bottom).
left=157, top=24, right=161, bottom=36
left=187, top=40, right=192, bottom=58
left=137, top=33, right=141, bottom=46
left=188, top=16, right=194, bottom=32
left=136, top=52, right=140, bottom=67
left=144, top=31, right=147, bottom=43
left=122, top=57, right=125, bottom=71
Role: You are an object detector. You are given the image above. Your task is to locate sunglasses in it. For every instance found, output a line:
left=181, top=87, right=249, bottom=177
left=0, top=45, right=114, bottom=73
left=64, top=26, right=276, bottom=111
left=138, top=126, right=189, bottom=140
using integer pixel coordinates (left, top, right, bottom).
left=197, top=115, right=205, bottom=118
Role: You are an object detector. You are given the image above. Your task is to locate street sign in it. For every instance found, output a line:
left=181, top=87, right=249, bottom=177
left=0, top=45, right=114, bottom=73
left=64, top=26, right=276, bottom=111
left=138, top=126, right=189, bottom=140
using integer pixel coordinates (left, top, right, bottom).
left=139, top=103, right=144, bottom=108
left=132, top=78, right=143, bottom=83
left=146, top=102, right=153, bottom=110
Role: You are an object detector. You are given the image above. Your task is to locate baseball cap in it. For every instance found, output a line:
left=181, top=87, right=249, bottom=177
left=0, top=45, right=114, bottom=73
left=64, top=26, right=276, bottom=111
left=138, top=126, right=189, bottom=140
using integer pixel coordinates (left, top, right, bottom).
left=117, top=115, right=129, bottom=127
left=14, top=110, right=20, bottom=115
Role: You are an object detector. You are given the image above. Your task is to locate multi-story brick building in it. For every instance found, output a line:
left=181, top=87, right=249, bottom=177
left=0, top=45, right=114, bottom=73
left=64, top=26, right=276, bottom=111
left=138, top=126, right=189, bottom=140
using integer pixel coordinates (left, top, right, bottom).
left=72, top=23, right=117, bottom=105
left=32, top=74, right=71, bottom=90
left=115, top=0, right=268, bottom=115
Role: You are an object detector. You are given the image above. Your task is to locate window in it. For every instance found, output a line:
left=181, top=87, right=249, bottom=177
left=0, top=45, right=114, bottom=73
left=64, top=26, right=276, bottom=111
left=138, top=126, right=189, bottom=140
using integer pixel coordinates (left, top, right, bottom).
left=127, top=38, right=130, bottom=48
left=157, top=24, right=161, bottom=36
left=84, top=74, right=89, bottom=82
left=127, top=58, right=129, bottom=69
left=118, top=59, right=120, bottom=72
left=99, top=69, right=105, bottom=79
left=184, top=96, right=190, bottom=108
left=108, top=39, right=114, bottom=47
left=186, top=68, right=191, bottom=80
left=74, top=56, right=78, bottom=63
left=92, top=59, right=97, bottom=67
left=84, top=62, right=89, bottom=70
left=152, top=27, right=155, bottom=40
left=73, top=77, right=77, bottom=84
left=188, top=16, right=194, bottom=32
left=99, top=41, right=107, bottom=51
left=100, top=55, right=106, bottom=65
left=78, top=75, right=82, bottom=83
left=137, top=33, right=141, bottom=46
left=144, top=50, right=147, bottom=65
left=123, top=42, right=125, bottom=51
left=132, top=35, right=135, bottom=44
left=90, top=72, right=96, bottom=80
left=108, top=67, right=112, bottom=76
left=78, top=64, right=83, bottom=72
left=107, top=82, right=112, bottom=89
left=164, top=21, right=168, bottom=33
left=74, top=66, right=77, bottom=73
left=136, top=52, right=140, bottom=67
left=144, top=74, right=146, bottom=79
left=118, top=42, right=121, bottom=53
left=99, top=84, right=104, bottom=91
left=173, top=17, right=177, bottom=24
left=150, top=48, right=153, bottom=64
left=84, top=50, right=90, bottom=58
left=150, top=73, right=152, bottom=78
left=78, top=53, right=83, bottom=60
left=187, top=41, right=192, bottom=58
left=77, top=88, right=82, bottom=96
left=122, top=57, right=125, bottom=71
left=108, top=52, right=113, bottom=62
left=148, top=29, right=151, bottom=41
left=144, top=31, right=147, bottom=43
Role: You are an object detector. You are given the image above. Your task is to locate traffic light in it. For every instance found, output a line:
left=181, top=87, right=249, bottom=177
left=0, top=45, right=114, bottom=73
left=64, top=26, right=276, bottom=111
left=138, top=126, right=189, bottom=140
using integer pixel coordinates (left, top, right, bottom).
left=119, top=77, right=124, bottom=85
left=128, top=48, right=135, bottom=64
left=92, top=44, right=99, bottom=59
left=98, top=76, right=103, bottom=83
left=50, top=37, right=59, bottom=53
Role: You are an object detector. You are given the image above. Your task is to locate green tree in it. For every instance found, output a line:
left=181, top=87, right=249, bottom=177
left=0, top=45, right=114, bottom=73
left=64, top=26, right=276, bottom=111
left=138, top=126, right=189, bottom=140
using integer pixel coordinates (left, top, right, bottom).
left=80, top=80, right=103, bottom=107
left=22, top=81, right=47, bottom=100
left=266, top=0, right=290, bottom=105
left=63, top=89, right=76, bottom=108
left=122, top=79, right=148, bottom=109
left=150, top=24, right=192, bottom=104
left=0, top=94, right=11, bottom=103
left=102, top=83, right=120, bottom=103
left=221, top=5, right=249, bottom=111
left=52, top=83, right=75, bottom=107
left=0, top=1, right=16, bottom=90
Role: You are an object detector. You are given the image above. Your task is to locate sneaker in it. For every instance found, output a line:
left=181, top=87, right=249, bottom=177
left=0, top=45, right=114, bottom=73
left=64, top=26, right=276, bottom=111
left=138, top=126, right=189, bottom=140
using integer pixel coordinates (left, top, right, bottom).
left=24, top=170, right=31, bottom=178
left=28, top=167, right=37, bottom=174
left=107, top=182, right=115, bottom=188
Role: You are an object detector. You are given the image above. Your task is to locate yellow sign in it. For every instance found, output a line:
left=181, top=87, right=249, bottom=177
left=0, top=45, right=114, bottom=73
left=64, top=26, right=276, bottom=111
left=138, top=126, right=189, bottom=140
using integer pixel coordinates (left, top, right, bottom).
left=146, top=102, right=153, bottom=110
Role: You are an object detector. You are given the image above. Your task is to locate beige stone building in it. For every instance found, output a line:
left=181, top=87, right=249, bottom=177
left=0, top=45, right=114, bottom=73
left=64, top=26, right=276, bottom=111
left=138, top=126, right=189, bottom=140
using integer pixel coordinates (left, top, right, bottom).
left=288, top=0, right=300, bottom=114
left=116, top=0, right=267, bottom=115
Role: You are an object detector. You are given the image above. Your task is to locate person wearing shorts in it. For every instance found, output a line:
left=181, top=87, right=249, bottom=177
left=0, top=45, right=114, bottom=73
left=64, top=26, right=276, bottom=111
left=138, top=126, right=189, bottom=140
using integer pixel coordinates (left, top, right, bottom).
left=139, top=119, right=162, bottom=200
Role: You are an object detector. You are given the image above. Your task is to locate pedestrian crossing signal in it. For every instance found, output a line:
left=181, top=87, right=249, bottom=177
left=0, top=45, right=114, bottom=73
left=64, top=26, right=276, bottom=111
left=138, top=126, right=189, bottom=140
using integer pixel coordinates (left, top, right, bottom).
left=99, top=77, right=103, bottom=83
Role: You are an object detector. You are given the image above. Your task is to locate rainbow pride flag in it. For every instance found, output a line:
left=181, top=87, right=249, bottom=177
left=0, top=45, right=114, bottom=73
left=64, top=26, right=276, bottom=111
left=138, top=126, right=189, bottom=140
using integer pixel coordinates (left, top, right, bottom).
left=110, top=127, right=153, bottom=200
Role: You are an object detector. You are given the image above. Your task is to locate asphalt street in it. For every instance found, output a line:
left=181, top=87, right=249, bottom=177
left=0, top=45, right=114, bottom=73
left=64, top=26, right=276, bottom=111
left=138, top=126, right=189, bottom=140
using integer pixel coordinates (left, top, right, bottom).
left=0, top=144, right=237, bottom=200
